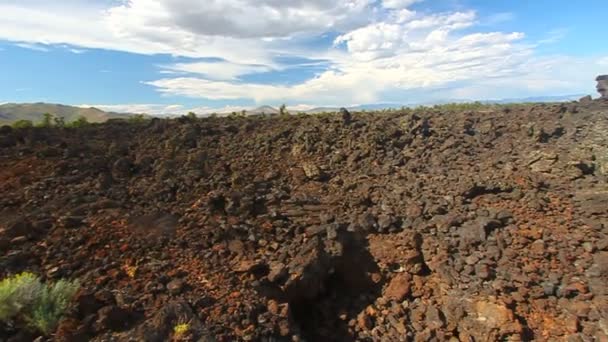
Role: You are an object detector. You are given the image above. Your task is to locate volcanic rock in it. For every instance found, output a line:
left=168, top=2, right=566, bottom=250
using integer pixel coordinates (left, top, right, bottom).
left=597, top=75, right=608, bottom=99
left=1, top=102, right=608, bottom=341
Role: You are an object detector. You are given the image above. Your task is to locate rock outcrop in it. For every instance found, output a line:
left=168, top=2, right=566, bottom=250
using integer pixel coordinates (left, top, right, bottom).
left=598, top=75, right=608, bottom=99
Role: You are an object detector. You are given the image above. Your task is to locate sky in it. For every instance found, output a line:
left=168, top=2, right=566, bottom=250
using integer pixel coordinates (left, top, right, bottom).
left=0, top=0, right=607, bottom=114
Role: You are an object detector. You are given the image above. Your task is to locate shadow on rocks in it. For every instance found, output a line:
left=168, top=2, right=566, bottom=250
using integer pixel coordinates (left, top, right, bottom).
left=262, top=229, right=382, bottom=341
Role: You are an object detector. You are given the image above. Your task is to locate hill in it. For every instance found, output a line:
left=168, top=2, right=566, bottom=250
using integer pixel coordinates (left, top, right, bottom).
left=237, top=95, right=587, bottom=115
left=0, top=103, right=132, bottom=125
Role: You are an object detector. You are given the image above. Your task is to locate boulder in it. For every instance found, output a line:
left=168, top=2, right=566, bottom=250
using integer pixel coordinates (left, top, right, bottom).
left=597, top=75, right=608, bottom=99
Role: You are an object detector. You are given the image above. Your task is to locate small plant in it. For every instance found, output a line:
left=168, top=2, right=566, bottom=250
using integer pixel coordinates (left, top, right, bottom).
left=12, top=120, right=34, bottom=129
left=0, top=272, right=79, bottom=335
left=173, top=320, right=190, bottom=337
left=122, top=264, right=138, bottom=278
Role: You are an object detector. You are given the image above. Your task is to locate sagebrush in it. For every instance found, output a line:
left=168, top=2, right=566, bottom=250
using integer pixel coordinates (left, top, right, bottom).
left=0, top=272, right=79, bottom=335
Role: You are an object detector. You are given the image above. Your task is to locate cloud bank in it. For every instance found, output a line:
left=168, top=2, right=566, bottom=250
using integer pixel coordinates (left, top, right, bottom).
left=1, top=0, right=606, bottom=109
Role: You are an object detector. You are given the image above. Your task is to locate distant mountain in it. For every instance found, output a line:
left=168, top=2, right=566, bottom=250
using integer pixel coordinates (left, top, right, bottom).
left=482, top=94, right=587, bottom=104
left=1, top=94, right=589, bottom=125
left=247, top=105, right=280, bottom=115
left=0, top=103, right=132, bottom=125
left=297, top=95, right=588, bottom=113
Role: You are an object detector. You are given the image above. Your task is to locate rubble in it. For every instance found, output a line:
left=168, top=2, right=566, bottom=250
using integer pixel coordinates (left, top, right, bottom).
left=1, top=99, right=608, bottom=341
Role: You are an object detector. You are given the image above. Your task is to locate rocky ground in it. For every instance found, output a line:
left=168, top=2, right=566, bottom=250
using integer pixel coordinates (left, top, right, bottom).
left=1, top=99, right=607, bottom=341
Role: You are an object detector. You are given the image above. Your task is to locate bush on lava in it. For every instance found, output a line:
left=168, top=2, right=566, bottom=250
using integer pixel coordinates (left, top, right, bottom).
left=0, top=272, right=80, bottom=335
left=11, top=120, right=34, bottom=129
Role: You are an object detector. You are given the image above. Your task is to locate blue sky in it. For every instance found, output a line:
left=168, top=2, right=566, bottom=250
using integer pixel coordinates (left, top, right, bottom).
left=0, top=0, right=606, bottom=114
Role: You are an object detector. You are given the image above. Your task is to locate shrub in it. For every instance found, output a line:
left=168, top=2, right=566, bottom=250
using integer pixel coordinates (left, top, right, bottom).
left=128, top=114, right=147, bottom=124
left=279, top=104, right=288, bottom=116
left=38, top=113, right=54, bottom=128
left=0, top=272, right=42, bottom=322
left=53, top=116, right=66, bottom=128
left=26, top=279, right=80, bottom=335
left=67, top=115, right=89, bottom=128
left=12, top=120, right=34, bottom=129
left=0, top=272, right=79, bottom=335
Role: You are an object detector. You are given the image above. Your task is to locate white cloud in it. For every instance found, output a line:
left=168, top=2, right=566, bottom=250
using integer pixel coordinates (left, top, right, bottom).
left=107, top=0, right=374, bottom=39
left=0, top=0, right=603, bottom=105
left=0, top=2, right=276, bottom=65
left=382, top=0, right=422, bottom=10
left=334, top=11, right=478, bottom=60
left=161, top=61, right=274, bottom=80
left=68, top=47, right=86, bottom=54
left=79, top=103, right=334, bottom=115
left=79, top=104, right=187, bottom=115
left=145, top=9, right=543, bottom=104
left=147, top=70, right=381, bottom=104
left=15, top=42, right=49, bottom=52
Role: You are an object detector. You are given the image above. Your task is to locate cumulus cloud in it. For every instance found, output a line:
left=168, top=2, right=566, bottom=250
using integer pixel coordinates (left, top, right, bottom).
left=0, top=2, right=276, bottom=64
left=107, top=0, right=375, bottom=39
left=334, top=11, right=477, bottom=60
left=1, top=0, right=603, bottom=105
left=146, top=9, right=542, bottom=104
left=161, top=61, right=274, bottom=80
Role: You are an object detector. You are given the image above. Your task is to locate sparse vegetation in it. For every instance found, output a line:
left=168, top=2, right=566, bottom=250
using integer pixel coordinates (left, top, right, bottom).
left=173, top=320, right=190, bottom=337
left=53, top=116, right=66, bottom=128
left=38, top=113, right=54, bottom=128
left=0, top=272, right=80, bottom=335
left=67, top=115, right=90, bottom=128
left=12, top=119, right=34, bottom=129
left=122, top=264, right=138, bottom=278
left=0, top=272, right=41, bottom=322
left=279, top=104, right=288, bottom=116
left=128, top=114, right=148, bottom=124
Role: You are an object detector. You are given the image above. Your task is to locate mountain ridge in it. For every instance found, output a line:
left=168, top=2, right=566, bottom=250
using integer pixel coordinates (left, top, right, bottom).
left=0, top=103, right=133, bottom=125
left=0, top=94, right=589, bottom=123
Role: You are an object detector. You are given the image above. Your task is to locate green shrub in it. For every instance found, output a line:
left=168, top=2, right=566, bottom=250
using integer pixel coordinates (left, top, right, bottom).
left=37, top=113, right=54, bottom=128
left=26, top=279, right=80, bottom=334
left=67, top=115, right=89, bottom=128
left=128, top=114, right=147, bottom=124
left=53, top=116, right=66, bottom=128
left=0, top=272, right=42, bottom=322
left=12, top=120, right=34, bottom=129
left=0, top=272, right=79, bottom=335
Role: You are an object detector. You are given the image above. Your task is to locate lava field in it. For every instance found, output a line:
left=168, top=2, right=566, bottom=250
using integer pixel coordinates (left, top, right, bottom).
left=1, top=100, right=607, bottom=341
